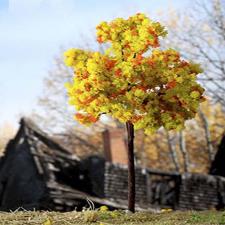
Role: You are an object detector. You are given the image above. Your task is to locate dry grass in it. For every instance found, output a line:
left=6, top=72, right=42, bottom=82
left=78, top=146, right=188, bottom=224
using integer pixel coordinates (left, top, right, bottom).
left=0, top=210, right=225, bottom=225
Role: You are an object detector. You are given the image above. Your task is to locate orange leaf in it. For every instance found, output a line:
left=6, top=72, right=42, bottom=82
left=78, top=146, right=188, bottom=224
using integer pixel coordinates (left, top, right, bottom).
left=78, top=96, right=95, bottom=105
left=119, top=89, right=126, bottom=95
left=84, top=83, right=91, bottom=91
left=132, top=115, right=143, bottom=123
left=110, top=93, right=118, bottom=98
left=136, top=54, right=143, bottom=61
left=83, top=71, right=89, bottom=79
left=97, top=36, right=103, bottom=43
left=131, top=28, right=138, bottom=36
left=105, top=59, right=116, bottom=70
left=148, top=27, right=156, bottom=35
left=75, top=113, right=85, bottom=120
left=180, top=60, right=189, bottom=67
left=138, top=86, right=148, bottom=91
left=124, top=43, right=130, bottom=49
left=88, top=115, right=98, bottom=122
left=147, top=59, right=155, bottom=67
left=133, top=54, right=143, bottom=66
left=115, top=69, right=122, bottom=77
left=152, top=39, right=159, bottom=47
left=166, top=80, right=177, bottom=89
left=75, top=89, right=83, bottom=94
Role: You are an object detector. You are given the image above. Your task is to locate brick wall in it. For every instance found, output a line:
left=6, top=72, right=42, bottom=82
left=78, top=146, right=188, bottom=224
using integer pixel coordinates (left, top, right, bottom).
left=178, top=173, right=225, bottom=210
left=104, top=162, right=225, bottom=210
left=104, top=162, right=148, bottom=206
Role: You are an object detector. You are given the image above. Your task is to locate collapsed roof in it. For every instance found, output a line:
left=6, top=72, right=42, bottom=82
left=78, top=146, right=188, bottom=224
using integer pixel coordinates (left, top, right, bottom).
left=0, top=118, right=116, bottom=211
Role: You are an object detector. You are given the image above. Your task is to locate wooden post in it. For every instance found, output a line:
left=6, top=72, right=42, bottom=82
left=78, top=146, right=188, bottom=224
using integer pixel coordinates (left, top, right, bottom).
left=126, top=121, right=135, bottom=213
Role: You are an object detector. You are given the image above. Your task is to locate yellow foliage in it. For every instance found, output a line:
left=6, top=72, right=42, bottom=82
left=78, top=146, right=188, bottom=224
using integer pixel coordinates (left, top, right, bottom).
left=64, top=13, right=205, bottom=134
left=99, top=206, right=109, bottom=212
left=42, top=218, right=53, bottom=225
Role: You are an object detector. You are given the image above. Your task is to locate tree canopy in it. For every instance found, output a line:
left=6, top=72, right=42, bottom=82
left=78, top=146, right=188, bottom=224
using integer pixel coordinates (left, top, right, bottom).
left=64, top=13, right=205, bottom=134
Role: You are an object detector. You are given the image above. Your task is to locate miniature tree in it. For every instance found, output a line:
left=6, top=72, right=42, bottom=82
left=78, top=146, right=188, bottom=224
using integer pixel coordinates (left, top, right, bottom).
left=64, top=13, right=205, bottom=212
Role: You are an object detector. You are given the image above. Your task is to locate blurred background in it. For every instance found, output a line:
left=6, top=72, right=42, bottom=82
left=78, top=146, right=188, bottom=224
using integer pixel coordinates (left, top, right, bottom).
left=0, top=0, right=225, bottom=174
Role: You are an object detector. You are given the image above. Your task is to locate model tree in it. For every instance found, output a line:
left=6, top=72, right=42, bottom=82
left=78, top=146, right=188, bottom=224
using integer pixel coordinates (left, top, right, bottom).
left=64, top=13, right=205, bottom=212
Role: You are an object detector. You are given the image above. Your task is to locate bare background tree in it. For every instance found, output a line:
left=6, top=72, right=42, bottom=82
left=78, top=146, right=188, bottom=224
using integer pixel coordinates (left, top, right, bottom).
left=163, top=0, right=225, bottom=106
left=178, top=130, right=189, bottom=172
left=33, top=0, right=225, bottom=171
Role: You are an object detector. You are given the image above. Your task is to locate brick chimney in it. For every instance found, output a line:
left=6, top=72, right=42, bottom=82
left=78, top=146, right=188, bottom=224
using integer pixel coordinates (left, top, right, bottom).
left=102, top=128, right=128, bottom=165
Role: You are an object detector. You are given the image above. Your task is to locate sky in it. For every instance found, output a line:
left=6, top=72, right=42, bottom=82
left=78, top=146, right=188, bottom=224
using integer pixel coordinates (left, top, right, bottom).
left=0, top=0, right=190, bottom=128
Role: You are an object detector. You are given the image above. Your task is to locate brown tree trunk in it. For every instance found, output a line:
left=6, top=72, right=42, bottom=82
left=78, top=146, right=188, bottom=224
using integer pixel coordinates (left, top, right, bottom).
left=126, top=121, right=135, bottom=213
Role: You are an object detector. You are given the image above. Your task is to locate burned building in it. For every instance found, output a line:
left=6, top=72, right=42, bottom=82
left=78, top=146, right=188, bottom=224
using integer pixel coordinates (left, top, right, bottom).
left=0, top=118, right=107, bottom=211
